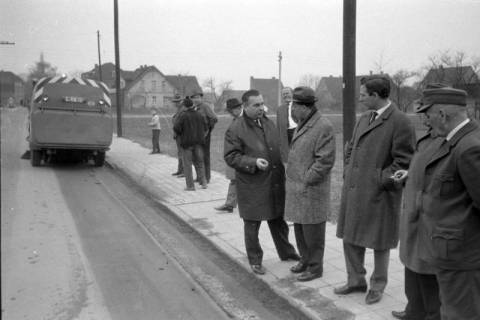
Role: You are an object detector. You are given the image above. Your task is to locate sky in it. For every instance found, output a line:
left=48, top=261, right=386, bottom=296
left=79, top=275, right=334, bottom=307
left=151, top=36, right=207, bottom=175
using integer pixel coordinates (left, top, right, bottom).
left=1, top=0, right=480, bottom=90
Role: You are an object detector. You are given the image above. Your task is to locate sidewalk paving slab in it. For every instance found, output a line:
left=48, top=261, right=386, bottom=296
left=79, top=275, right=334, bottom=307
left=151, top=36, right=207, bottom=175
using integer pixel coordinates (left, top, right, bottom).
left=106, top=136, right=405, bottom=320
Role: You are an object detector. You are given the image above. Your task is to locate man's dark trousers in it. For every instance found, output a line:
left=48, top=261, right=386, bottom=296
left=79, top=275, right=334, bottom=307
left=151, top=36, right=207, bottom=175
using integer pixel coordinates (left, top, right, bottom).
left=436, top=269, right=480, bottom=320
left=294, top=222, right=326, bottom=275
left=152, top=129, right=160, bottom=153
left=403, top=267, right=441, bottom=320
left=203, top=131, right=212, bottom=183
left=175, top=138, right=184, bottom=174
left=243, top=217, right=297, bottom=265
left=182, top=144, right=206, bottom=189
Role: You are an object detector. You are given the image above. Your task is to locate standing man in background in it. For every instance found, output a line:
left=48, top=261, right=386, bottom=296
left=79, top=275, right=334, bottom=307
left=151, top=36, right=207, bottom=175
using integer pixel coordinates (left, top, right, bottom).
left=191, top=90, right=217, bottom=183
left=224, top=90, right=299, bottom=275
left=171, top=94, right=185, bottom=177
left=335, top=75, right=416, bottom=305
left=276, top=87, right=296, bottom=163
left=215, top=98, right=243, bottom=213
left=148, top=108, right=161, bottom=154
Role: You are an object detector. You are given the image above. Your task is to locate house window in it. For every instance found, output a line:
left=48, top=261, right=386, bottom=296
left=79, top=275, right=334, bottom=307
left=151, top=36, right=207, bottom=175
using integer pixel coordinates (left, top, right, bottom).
left=152, top=96, right=157, bottom=105
left=161, top=81, right=166, bottom=91
left=152, top=80, right=156, bottom=91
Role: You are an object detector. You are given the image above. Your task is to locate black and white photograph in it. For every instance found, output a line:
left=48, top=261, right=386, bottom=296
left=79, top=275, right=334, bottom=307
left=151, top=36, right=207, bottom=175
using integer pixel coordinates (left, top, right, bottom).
left=2, top=0, right=480, bottom=319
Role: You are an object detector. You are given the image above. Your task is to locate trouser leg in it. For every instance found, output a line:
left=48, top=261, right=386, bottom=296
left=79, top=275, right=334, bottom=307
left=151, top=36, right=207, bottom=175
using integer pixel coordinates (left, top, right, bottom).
left=293, top=223, right=308, bottom=264
left=436, top=269, right=480, bottom=320
left=204, top=132, right=211, bottom=182
left=302, top=222, right=326, bottom=275
left=182, top=147, right=194, bottom=189
left=404, top=267, right=427, bottom=320
left=343, top=242, right=367, bottom=287
left=176, top=138, right=183, bottom=173
left=193, top=144, right=207, bottom=186
left=224, top=180, right=237, bottom=207
left=418, top=272, right=441, bottom=320
left=267, top=217, right=297, bottom=260
left=370, top=249, right=389, bottom=292
left=243, top=220, right=262, bottom=265
left=153, top=129, right=160, bottom=152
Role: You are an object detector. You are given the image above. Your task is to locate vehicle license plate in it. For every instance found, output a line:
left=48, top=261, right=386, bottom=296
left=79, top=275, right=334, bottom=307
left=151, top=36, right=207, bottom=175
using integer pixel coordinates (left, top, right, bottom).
left=64, top=96, right=85, bottom=103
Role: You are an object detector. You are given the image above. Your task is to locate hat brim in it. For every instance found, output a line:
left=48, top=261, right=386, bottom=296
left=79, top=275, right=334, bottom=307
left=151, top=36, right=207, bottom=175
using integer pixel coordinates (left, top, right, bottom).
left=226, top=103, right=242, bottom=109
left=190, top=93, right=203, bottom=98
left=414, top=102, right=433, bottom=113
left=292, top=98, right=317, bottom=104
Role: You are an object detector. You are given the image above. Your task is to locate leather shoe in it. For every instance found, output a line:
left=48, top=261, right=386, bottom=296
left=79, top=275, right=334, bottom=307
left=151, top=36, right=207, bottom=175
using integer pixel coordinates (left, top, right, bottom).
left=290, top=262, right=307, bottom=273
left=215, top=205, right=233, bottom=213
left=250, top=264, right=266, bottom=275
left=177, top=174, right=185, bottom=178
left=333, top=284, right=368, bottom=295
left=297, top=270, right=322, bottom=282
left=365, top=290, right=382, bottom=305
left=391, top=310, right=407, bottom=320
left=281, top=253, right=301, bottom=261
left=171, top=171, right=181, bottom=176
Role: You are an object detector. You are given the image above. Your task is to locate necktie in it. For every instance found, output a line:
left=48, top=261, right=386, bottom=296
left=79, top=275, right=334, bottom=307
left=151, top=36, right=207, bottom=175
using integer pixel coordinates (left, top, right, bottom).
left=369, top=111, right=377, bottom=125
left=255, top=119, right=262, bottom=128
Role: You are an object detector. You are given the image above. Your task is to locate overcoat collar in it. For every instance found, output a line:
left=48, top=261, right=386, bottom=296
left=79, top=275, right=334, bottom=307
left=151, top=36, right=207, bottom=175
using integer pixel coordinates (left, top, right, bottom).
left=358, top=104, right=395, bottom=139
left=291, top=110, right=322, bottom=143
left=426, top=120, right=479, bottom=167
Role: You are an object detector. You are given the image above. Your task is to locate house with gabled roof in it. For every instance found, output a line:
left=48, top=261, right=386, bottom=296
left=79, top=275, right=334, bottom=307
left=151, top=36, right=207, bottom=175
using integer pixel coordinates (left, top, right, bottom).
left=164, top=75, right=202, bottom=98
left=0, top=70, right=25, bottom=107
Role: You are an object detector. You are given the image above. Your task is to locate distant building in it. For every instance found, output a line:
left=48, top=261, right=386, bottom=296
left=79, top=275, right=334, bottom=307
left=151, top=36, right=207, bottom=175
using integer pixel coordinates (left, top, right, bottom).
left=250, top=76, right=283, bottom=113
left=82, top=64, right=202, bottom=112
left=421, top=65, right=480, bottom=114
left=0, top=71, right=25, bottom=107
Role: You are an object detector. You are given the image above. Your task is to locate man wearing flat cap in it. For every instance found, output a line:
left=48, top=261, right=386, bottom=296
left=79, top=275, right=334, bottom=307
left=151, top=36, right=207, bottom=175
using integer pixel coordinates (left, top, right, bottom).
left=284, top=87, right=336, bottom=282
left=215, top=98, right=243, bottom=213
left=414, top=86, right=480, bottom=320
left=335, top=75, right=416, bottom=304
left=276, top=87, right=297, bottom=163
left=390, top=83, right=447, bottom=320
left=224, top=89, right=299, bottom=275
left=191, top=90, right=218, bottom=184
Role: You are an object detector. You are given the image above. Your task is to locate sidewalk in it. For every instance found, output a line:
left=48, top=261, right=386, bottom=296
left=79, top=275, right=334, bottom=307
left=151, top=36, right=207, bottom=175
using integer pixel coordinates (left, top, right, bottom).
left=106, top=136, right=406, bottom=320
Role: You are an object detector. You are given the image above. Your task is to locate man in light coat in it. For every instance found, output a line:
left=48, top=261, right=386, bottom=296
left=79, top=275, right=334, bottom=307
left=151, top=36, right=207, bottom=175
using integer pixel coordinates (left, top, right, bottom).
left=415, top=87, right=480, bottom=320
left=224, top=89, right=299, bottom=275
left=284, top=87, right=336, bottom=282
left=276, top=87, right=296, bottom=163
left=335, top=75, right=416, bottom=304
left=215, top=98, right=243, bottom=213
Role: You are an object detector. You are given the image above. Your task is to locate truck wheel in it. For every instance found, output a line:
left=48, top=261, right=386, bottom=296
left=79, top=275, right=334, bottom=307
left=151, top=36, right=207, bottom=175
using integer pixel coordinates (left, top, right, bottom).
left=94, top=151, right=105, bottom=167
left=31, top=149, right=42, bottom=167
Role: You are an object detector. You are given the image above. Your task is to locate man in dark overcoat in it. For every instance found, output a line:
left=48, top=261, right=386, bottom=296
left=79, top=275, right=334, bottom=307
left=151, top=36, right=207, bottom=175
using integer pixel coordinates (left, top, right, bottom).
left=415, top=87, right=480, bottom=320
left=171, top=94, right=185, bottom=177
left=284, top=87, right=336, bottom=282
left=191, top=90, right=218, bottom=184
left=224, top=89, right=299, bottom=275
left=335, top=75, right=416, bottom=304
left=276, top=87, right=296, bottom=163
left=390, top=83, right=447, bottom=320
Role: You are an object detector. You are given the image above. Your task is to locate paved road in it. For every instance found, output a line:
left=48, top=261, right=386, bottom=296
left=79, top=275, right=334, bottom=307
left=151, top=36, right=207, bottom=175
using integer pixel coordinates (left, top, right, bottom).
left=1, top=108, right=228, bottom=320
left=2, top=108, right=310, bottom=320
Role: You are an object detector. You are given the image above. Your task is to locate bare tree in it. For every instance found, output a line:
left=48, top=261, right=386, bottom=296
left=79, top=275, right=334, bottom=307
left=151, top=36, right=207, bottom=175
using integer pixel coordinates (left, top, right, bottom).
left=391, top=69, right=417, bottom=112
left=202, top=77, right=218, bottom=102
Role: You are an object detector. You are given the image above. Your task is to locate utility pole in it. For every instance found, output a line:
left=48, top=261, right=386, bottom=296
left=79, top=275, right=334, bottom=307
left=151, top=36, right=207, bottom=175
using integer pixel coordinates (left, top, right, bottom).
left=342, top=0, right=356, bottom=151
left=278, top=51, right=282, bottom=107
left=97, top=30, right=103, bottom=82
left=114, top=0, right=123, bottom=137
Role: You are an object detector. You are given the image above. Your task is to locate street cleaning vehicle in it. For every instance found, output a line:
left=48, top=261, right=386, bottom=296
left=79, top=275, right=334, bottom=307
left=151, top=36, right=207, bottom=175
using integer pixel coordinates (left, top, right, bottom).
left=28, top=75, right=113, bottom=166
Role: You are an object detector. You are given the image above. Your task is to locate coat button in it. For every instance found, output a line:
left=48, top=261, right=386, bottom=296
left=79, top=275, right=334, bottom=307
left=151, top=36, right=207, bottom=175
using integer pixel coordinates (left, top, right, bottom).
left=273, top=165, right=276, bottom=169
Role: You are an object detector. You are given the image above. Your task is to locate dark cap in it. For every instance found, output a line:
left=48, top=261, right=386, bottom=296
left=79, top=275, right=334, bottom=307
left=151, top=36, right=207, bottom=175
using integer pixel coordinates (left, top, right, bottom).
left=415, top=87, right=467, bottom=113
left=226, top=98, right=242, bottom=110
left=171, top=93, right=182, bottom=102
left=189, top=90, right=203, bottom=98
left=292, top=86, right=317, bottom=105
